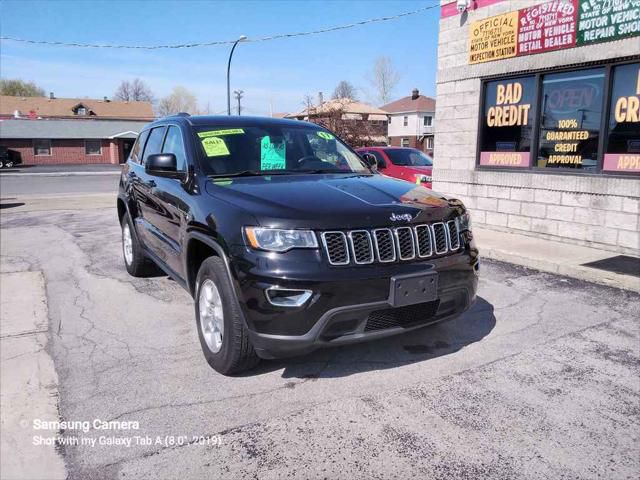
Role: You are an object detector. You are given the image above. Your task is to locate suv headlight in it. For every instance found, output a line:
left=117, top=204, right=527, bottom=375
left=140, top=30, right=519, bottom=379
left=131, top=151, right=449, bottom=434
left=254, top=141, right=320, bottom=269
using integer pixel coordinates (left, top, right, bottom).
left=415, top=174, right=432, bottom=184
left=459, top=212, right=472, bottom=232
left=244, top=227, right=318, bottom=252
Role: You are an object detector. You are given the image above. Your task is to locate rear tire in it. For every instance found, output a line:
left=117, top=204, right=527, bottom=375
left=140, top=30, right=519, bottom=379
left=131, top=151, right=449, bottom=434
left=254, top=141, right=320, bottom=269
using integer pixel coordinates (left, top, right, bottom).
left=195, top=256, right=259, bottom=375
left=120, top=212, right=158, bottom=277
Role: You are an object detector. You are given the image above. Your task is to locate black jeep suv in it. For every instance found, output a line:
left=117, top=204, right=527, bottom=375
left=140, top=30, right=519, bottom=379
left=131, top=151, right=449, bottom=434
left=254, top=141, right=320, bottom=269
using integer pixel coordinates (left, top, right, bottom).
left=118, top=115, right=479, bottom=374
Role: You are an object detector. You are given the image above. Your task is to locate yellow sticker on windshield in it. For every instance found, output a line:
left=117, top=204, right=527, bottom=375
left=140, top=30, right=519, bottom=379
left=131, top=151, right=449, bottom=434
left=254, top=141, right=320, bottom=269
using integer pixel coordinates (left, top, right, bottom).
left=317, top=132, right=334, bottom=140
left=198, top=129, right=245, bottom=138
left=201, top=137, right=230, bottom=157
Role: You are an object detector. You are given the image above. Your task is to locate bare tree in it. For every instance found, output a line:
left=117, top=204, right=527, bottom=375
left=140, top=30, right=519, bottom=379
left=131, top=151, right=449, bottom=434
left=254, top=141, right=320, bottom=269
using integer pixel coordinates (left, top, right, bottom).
left=369, top=56, right=400, bottom=105
left=332, top=81, right=358, bottom=100
left=114, top=78, right=154, bottom=102
left=309, top=99, right=384, bottom=148
left=157, top=86, right=198, bottom=116
left=0, top=79, right=45, bottom=97
left=301, top=94, right=315, bottom=115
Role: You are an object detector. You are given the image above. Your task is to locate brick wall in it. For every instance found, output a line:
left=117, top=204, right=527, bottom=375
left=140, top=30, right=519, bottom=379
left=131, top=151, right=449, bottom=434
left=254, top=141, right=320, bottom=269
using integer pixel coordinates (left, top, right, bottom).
left=435, top=0, right=640, bottom=255
left=2, top=139, right=119, bottom=165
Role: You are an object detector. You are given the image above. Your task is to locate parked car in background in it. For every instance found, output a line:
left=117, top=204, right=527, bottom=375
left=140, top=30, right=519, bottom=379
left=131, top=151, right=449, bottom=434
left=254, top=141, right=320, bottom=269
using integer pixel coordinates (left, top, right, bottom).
left=0, top=146, right=21, bottom=168
left=357, top=147, right=433, bottom=189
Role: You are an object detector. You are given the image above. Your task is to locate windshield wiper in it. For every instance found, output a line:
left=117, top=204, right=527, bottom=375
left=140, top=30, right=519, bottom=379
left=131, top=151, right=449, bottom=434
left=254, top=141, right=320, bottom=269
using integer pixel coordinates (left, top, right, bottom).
left=208, top=170, right=296, bottom=178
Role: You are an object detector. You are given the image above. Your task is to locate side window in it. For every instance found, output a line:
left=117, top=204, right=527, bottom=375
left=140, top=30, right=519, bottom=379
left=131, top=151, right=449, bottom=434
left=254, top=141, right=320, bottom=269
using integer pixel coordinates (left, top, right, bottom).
left=130, top=130, right=149, bottom=164
left=162, top=126, right=187, bottom=171
left=142, top=127, right=167, bottom=165
left=370, top=150, right=387, bottom=168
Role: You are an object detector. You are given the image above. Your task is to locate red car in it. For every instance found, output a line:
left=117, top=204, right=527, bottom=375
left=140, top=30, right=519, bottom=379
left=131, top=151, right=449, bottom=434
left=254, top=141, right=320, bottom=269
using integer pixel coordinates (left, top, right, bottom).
left=357, top=147, right=433, bottom=189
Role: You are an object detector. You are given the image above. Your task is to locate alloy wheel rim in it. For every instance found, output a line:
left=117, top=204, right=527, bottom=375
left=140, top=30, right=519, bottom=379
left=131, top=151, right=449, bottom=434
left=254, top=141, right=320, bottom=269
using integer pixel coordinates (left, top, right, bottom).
left=199, top=279, right=224, bottom=353
left=122, top=223, right=133, bottom=265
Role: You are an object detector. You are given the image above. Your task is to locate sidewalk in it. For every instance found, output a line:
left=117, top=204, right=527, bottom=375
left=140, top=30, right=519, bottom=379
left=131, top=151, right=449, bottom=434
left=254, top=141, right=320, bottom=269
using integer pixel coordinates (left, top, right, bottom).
left=0, top=271, right=66, bottom=480
left=474, top=227, right=640, bottom=293
left=0, top=164, right=121, bottom=176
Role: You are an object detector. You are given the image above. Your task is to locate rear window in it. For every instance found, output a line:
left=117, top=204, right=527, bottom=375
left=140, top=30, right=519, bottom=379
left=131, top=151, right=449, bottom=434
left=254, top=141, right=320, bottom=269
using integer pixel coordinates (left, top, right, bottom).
left=385, top=148, right=433, bottom=167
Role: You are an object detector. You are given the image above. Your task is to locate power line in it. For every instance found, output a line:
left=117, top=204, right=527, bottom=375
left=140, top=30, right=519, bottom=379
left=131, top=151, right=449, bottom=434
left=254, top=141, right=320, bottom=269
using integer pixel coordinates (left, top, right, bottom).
left=0, top=3, right=439, bottom=50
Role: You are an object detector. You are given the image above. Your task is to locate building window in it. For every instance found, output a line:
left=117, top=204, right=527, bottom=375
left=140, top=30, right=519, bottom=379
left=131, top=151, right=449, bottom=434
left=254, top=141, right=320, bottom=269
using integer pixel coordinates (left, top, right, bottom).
left=85, top=140, right=102, bottom=155
left=426, top=136, right=434, bottom=149
left=477, top=63, right=640, bottom=175
left=388, top=116, right=391, bottom=124
left=537, top=67, right=605, bottom=171
left=401, top=138, right=410, bottom=147
left=604, top=62, right=640, bottom=173
left=424, top=116, right=432, bottom=126
left=77, top=107, right=87, bottom=116
left=479, top=75, right=536, bottom=168
left=403, top=116, right=408, bottom=127
left=33, top=139, right=51, bottom=156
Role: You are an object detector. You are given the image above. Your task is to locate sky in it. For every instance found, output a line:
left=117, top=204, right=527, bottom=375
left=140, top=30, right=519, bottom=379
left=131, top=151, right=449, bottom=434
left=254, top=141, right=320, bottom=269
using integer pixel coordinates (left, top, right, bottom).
left=0, top=0, right=441, bottom=116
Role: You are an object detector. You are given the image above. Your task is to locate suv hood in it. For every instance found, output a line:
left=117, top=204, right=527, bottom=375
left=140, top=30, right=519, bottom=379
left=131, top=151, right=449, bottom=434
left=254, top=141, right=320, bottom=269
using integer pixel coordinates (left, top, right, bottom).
left=205, top=174, right=462, bottom=229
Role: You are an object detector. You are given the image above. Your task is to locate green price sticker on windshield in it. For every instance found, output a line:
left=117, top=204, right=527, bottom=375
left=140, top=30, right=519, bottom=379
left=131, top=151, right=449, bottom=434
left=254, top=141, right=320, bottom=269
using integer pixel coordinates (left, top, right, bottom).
left=317, top=132, right=334, bottom=140
left=198, top=129, right=245, bottom=138
left=201, top=137, right=230, bottom=157
left=261, top=136, right=286, bottom=170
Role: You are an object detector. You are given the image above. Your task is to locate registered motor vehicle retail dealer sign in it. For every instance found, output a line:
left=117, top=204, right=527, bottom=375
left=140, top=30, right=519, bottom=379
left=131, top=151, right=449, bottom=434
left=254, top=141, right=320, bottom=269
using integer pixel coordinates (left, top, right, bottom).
left=468, top=0, right=640, bottom=64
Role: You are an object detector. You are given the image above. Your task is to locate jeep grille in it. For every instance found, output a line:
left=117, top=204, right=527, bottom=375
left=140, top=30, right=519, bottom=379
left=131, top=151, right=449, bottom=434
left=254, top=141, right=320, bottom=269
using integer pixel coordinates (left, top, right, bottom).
left=321, top=220, right=461, bottom=266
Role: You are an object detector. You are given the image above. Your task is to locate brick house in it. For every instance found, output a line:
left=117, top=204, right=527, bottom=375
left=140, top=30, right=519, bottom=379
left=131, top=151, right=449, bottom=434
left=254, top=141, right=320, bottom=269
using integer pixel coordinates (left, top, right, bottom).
left=0, top=119, right=149, bottom=165
left=382, top=89, right=436, bottom=155
left=0, top=94, right=154, bottom=121
left=286, top=98, right=389, bottom=147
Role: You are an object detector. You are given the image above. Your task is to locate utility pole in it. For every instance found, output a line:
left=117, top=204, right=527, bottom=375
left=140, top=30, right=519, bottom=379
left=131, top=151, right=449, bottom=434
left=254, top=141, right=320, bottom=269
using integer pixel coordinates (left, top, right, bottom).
left=234, top=90, right=244, bottom=116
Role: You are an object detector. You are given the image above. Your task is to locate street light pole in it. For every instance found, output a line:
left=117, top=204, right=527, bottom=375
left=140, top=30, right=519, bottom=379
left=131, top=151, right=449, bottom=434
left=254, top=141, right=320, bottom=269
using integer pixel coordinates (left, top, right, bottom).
left=227, top=35, right=247, bottom=116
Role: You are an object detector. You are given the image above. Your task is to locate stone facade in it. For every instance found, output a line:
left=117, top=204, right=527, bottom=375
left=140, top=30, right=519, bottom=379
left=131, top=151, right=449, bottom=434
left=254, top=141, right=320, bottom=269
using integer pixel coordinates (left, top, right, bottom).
left=435, top=0, right=640, bottom=255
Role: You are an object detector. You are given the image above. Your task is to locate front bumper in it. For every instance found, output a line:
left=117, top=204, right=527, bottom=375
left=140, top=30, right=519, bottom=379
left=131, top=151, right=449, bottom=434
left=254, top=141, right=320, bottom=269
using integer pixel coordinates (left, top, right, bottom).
left=229, top=243, right=479, bottom=359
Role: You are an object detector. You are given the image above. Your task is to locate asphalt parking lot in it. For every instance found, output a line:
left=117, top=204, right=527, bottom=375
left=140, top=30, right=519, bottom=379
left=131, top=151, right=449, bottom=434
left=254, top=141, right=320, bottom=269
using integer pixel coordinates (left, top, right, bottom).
left=1, top=197, right=639, bottom=479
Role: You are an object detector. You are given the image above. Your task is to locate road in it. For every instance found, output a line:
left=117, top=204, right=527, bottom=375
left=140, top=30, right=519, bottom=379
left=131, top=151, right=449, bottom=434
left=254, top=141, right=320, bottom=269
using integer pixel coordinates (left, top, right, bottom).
left=0, top=177, right=638, bottom=479
left=0, top=172, right=118, bottom=196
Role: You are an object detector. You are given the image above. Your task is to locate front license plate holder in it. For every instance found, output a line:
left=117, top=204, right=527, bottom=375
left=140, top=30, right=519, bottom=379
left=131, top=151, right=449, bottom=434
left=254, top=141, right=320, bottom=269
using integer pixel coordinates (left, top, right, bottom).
left=389, top=271, right=438, bottom=307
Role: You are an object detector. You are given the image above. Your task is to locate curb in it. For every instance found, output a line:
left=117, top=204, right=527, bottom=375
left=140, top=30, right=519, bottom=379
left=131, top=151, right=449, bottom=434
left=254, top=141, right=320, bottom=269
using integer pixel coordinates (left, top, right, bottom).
left=481, top=247, right=640, bottom=293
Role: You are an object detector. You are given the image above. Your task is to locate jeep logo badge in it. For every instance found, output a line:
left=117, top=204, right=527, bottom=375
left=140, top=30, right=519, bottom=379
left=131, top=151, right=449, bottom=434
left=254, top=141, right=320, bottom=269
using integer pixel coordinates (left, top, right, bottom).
left=390, top=213, right=413, bottom=222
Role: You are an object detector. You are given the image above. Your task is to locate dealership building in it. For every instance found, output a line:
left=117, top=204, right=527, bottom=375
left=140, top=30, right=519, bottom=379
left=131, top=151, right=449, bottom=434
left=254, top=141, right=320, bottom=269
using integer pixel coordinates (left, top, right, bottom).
left=434, top=0, right=639, bottom=256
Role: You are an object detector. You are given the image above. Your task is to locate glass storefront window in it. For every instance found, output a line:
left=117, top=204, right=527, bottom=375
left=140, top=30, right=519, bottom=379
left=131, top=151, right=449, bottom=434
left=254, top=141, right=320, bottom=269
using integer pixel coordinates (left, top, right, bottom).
left=479, top=76, right=535, bottom=168
left=604, top=63, right=640, bottom=173
left=537, top=68, right=605, bottom=171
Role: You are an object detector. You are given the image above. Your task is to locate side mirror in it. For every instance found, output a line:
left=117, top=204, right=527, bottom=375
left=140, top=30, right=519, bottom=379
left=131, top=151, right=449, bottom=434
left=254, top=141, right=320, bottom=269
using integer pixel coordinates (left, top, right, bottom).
left=361, top=153, right=378, bottom=172
left=145, top=153, right=181, bottom=178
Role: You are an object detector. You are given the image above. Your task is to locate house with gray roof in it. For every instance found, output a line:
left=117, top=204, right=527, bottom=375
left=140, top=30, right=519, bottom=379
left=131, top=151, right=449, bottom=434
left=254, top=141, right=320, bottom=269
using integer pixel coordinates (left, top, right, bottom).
left=0, top=119, right=149, bottom=165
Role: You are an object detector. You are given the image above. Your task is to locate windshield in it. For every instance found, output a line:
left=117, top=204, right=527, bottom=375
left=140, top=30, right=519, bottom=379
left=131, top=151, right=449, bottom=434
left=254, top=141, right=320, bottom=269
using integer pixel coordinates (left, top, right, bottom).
left=385, top=148, right=433, bottom=167
left=193, top=125, right=370, bottom=176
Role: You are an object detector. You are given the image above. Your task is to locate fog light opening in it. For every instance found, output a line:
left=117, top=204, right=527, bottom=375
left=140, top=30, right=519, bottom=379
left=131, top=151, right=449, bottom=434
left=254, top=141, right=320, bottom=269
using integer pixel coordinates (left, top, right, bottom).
left=265, top=287, right=313, bottom=307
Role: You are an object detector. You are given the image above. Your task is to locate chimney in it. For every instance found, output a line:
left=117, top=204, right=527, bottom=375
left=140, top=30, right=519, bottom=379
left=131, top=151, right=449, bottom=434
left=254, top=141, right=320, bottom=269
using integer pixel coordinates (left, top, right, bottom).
left=318, top=91, right=324, bottom=105
left=411, top=88, right=419, bottom=100
left=49, top=92, right=55, bottom=100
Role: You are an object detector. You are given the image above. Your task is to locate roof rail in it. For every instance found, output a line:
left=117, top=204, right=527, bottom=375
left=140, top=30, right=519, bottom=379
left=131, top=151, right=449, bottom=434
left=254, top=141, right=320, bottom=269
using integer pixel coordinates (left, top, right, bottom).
left=168, top=112, right=191, bottom=117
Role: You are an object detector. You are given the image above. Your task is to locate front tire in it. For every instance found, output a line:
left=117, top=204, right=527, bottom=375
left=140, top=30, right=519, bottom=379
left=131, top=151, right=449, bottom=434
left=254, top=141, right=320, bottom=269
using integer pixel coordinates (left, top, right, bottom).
left=195, top=257, right=259, bottom=375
